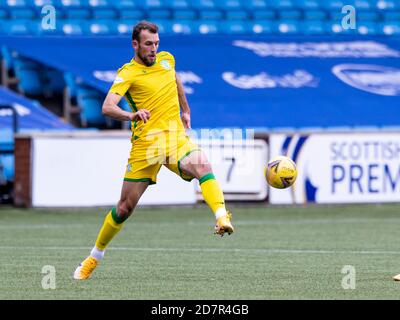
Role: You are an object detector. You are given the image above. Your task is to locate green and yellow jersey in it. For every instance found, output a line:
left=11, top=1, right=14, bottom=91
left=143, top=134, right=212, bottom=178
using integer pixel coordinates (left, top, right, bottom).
left=109, top=51, right=186, bottom=142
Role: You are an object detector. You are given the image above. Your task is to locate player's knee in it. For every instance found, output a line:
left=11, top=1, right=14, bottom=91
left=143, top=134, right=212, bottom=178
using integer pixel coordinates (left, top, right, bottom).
left=194, top=163, right=212, bottom=179
left=117, top=201, right=135, bottom=220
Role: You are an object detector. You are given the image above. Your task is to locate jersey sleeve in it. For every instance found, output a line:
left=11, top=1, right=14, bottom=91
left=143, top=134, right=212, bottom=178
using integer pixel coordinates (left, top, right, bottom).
left=167, top=52, right=176, bottom=69
left=109, top=66, right=133, bottom=96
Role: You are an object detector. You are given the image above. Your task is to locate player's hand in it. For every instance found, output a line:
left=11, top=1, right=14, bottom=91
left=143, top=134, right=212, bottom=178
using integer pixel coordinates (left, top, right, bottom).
left=181, top=112, right=191, bottom=129
left=132, top=109, right=150, bottom=123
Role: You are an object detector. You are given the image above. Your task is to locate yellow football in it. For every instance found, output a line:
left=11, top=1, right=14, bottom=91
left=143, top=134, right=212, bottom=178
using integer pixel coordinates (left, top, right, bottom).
left=265, top=156, right=297, bottom=189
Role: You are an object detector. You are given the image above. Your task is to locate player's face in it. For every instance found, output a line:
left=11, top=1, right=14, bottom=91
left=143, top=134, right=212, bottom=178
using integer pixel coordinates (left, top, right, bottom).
left=134, top=30, right=159, bottom=67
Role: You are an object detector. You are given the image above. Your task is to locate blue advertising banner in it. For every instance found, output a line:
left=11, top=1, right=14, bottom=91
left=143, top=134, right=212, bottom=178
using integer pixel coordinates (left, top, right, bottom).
left=1, top=35, right=400, bottom=129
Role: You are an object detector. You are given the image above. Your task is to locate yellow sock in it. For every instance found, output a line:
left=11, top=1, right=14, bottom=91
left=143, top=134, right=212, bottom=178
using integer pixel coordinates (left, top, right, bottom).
left=199, top=173, right=226, bottom=216
left=95, top=208, right=124, bottom=251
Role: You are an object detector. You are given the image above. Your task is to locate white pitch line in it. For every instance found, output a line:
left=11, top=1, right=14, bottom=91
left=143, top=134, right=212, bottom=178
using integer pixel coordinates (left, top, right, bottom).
left=1, top=217, right=400, bottom=229
left=0, top=245, right=399, bottom=255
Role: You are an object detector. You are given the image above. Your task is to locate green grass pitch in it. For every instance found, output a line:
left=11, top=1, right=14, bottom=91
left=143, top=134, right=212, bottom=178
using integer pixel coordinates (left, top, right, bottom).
left=1, top=203, right=400, bottom=299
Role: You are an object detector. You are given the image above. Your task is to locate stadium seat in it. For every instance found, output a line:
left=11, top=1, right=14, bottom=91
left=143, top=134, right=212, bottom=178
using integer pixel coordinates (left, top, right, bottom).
left=0, top=47, right=15, bottom=71
left=199, top=9, right=223, bottom=20
left=269, top=0, right=295, bottom=10
left=9, top=8, right=36, bottom=19
left=191, top=0, right=217, bottom=10
left=379, top=22, right=400, bottom=35
left=60, top=20, right=89, bottom=35
left=119, top=9, right=145, bottom=20
left=352, top=0, right=374, bottom=11
left=76, top=85, right=107, bottom=127
left=327, top=21, right=358, bottom=34
left=195, top=20, right=220, bottom=34
left=0, top=8, right=7, bottom=19
left=31, top=0, right=62, bottom=9
left=3, top=0, right=30, bottom=7
left=357, top=21, right=379, bottom=35
left=376, top=0, right=400, bottom=10
left=13, top=57, right=44, bottom=95
left=274, top=20, right=300, bottom=34
left=357, top=10, right=380, bottom=21
left=63, top=8, right=91, bottom=19
left=279, top=9, right=302, bottom=20
left=2, top=20, right=33, bottom=35
left=60, top=0, right=88, bottom=8
left=252, top=9, right=276, bottom=20
left=87, top=0, right=113, bottom=8
left=147, top=9, right=171, bottom=20
left=215, top=0, right=242, bottom=10
left=142, top=0, right=167, bottom=10
left=294, top=0, right=320, bottom=9
left=0, top=154, right=14, bottom=182
left=44, top=67, right=65, bottom=94
left=300, top=20, right=327, bottom=34
left=173, top=9, right=197, bottom=20
left=112, top=0, right=141, bottom=9
left=115, top=20, right=136, bottom=35
left=225, top=10, right=250, bottom=20
left=171, top=20, right=195, bottom=34
left=322, top=0, right=347, bottom=11
left=303, top=10, right=326, bottom=20
left=150, top=19, right=173, bottom=33
left=91, top=8, right=117, bottom=19
left=383, top=11, right=400, bottom=20
left=87, top=20, right=117, bottom=35
left=240, top=0, right=269, bottom=10
left=220, top=20, right=251, bottom=34
left=166, top=0, right=190, bottom=9
left=250, top=20, right=273, bottom=34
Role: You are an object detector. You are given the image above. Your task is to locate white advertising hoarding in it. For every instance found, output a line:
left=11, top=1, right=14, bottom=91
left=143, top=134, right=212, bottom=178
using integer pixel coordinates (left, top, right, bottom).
left=269, top=132, right=400, bottom=204
left=30, top=133, right=268, bottom=206
left=194, top=139, right=268, bottom=200
left=31, top=135, right=196, bottom=207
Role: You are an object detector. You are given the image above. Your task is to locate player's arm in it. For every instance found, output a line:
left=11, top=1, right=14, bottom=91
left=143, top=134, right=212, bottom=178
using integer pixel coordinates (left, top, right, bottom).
left=102, top=92, right=150, bottom=123
left=176, top=73, right=191, bottom=129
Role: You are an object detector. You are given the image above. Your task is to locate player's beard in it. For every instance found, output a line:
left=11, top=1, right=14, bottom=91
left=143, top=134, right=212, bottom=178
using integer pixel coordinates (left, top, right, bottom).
left=138, top=48, right=156, bottom=67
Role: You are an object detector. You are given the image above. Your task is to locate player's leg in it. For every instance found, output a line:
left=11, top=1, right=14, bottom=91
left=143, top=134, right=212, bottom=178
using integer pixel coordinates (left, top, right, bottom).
left=73, top=181, right=149, bottom=280
left=179, top=150, right=234, bottom=236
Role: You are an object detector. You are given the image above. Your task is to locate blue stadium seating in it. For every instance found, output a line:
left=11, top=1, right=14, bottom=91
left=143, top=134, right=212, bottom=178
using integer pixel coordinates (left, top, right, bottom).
left=87, top=20, right=117, bottom=35
left=0, top=0, right=398, bottom=36
left=295, top=0, right=320, bottom=9
left=252, top=10, right=276, bottom=20
left=171, top=20, right=195, bottom=34
left=196, top=20, right=220, bottom=34
left=225, top=10, right=250, bottom=20
left=303, top=10, right=326, bottom=20
left=76, top=85, right=107, bottom=127
left=241, top=0, right=269, bottom=10
left=0, top=154, right=14, bottom=182
left=119, top=9, right=144, bottom=20
left=220, top=20, right=251, bottom=34
left=250, top=20, right=273, bottom=34
left=13, top=57, right=43, bottom=95
left=167, top=0, right=190, bottom=9
left=173, top=9, right=197, bottom=20
left=301, top=20, right=327, bottom=34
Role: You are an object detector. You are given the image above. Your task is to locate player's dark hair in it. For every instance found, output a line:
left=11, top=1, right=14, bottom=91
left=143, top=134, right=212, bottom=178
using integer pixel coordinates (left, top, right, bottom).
left=132, top=21, right=158, bottom=42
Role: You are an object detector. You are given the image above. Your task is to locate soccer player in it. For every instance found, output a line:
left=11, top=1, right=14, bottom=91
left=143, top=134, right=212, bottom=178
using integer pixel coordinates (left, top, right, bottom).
left=73, top=21, right=234, bottom=280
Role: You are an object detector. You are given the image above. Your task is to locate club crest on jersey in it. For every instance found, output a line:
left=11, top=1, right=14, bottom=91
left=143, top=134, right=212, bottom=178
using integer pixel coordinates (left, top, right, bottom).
left=160, top=60, right=171, bottom=70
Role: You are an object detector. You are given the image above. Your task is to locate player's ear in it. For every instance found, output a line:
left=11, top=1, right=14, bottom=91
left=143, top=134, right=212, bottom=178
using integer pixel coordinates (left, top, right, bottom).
left=132, top=40, right=138, bottom=51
